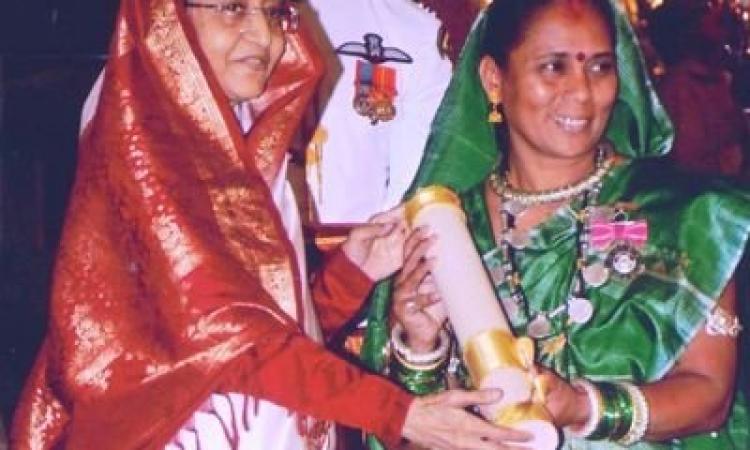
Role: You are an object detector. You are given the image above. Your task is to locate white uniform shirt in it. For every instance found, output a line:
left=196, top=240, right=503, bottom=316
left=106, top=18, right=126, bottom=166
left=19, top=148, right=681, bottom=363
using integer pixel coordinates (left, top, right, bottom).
left=307, top=0, right=452, bottom=223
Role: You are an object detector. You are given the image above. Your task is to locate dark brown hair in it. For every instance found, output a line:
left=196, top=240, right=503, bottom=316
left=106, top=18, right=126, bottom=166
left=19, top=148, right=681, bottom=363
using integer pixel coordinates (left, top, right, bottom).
left=481, top=0, right=617, bottom=68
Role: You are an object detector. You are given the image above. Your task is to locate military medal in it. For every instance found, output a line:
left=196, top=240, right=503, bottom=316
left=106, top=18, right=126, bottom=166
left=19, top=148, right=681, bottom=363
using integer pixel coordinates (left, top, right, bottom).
left=370, top=65, right=397, bottom=123
left=607, top=244, right=641, bottom=276
left=353, top=61, right=373, bottom=117
left=338, top=34, right=411, bottom=125
left=590, top=217, right=648, bottom=278
left=352, top=61, right=398, bottom=124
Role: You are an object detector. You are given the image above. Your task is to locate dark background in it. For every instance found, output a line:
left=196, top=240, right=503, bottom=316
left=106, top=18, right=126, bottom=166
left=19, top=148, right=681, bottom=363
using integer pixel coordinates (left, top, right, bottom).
left=0, top=0, right=118, bottom=430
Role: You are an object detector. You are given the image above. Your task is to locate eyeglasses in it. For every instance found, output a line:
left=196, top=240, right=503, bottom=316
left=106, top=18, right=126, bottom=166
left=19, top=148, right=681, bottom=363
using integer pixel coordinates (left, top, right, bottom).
left=185, top=1, right=299, bottom=32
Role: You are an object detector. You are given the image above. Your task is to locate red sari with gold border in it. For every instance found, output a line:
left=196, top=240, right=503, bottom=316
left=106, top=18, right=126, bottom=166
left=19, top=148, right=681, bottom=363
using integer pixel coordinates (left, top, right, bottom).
left=11, top=1, right=411, bottom=448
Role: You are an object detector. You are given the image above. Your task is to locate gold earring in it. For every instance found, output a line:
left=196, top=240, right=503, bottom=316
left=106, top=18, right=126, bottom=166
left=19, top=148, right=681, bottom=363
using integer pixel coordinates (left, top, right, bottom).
left=488, top=90, right=504, bottom=124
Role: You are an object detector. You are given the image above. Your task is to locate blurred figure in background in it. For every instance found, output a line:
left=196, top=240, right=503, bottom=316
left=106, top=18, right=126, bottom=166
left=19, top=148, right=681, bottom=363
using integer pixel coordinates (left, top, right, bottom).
left=648, top=0, right=748, bottom=177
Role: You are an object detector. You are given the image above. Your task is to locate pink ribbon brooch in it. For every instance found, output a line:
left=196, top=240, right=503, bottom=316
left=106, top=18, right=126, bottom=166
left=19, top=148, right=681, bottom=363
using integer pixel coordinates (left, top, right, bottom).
left=589, top=219, right=648, bottom=251
left=589, top=218, right=648, bottom=277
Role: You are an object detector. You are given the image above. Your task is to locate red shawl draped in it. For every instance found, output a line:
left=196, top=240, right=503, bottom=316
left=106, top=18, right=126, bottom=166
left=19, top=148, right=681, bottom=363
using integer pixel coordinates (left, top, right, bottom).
left=11, top=0, right=326, bottom=448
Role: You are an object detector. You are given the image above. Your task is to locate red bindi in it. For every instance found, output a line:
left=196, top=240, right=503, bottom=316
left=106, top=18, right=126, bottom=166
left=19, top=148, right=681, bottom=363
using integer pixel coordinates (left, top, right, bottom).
left=575, top=52, right=586, bottom=62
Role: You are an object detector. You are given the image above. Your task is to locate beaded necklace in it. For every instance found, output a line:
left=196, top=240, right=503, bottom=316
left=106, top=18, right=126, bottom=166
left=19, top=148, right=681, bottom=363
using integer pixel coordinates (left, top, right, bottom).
left=488, top=143, right=615, bottom=212
left=490, top=146, right=612, bottom=340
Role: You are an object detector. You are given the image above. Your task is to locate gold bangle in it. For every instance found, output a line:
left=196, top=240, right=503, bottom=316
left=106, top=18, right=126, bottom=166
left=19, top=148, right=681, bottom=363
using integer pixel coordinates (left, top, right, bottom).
left=404, top=185, right=463, bottom=226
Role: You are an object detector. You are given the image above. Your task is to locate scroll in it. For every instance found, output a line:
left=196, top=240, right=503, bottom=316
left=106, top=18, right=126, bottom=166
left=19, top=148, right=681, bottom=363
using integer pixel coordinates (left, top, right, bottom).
left=404, top=185, right=559, bottom=449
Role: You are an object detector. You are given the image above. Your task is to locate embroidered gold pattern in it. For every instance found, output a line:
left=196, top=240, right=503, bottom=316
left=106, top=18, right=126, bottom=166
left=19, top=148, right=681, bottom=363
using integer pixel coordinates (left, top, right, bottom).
left=28, top=387, right=67, bottom=450
left=146, top=0, right=238, bottom=165
left=68, top=303, right=120, bottom=391
left=256, top=118, right=286, bottom=176
left=123, top=130, right=203, bottom=279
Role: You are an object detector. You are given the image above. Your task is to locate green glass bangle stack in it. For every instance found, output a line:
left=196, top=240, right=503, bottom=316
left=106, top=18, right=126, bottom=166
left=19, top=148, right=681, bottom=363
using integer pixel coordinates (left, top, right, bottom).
left=389, top=353, right=447, bottom=395
left=588, top=382, right=635, bottom=442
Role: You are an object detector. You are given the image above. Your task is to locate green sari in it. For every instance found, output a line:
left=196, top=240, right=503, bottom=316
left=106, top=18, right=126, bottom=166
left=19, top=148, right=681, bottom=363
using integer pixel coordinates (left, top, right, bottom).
left=361, top=1, right=750, bottom=449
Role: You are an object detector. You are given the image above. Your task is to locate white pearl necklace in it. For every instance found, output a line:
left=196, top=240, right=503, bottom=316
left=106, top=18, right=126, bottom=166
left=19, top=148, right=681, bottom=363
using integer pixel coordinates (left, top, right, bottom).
left=489, top=144, right=614, bottom=207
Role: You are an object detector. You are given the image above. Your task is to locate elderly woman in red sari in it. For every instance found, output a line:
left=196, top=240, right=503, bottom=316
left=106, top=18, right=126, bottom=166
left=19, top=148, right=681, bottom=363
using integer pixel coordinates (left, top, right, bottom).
left=10, top=1, right=530, bottom=449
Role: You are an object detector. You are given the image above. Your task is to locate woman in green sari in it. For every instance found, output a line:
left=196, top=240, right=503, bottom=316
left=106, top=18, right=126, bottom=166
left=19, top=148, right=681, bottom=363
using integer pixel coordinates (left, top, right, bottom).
left=361, top=0, right=750, bottom=448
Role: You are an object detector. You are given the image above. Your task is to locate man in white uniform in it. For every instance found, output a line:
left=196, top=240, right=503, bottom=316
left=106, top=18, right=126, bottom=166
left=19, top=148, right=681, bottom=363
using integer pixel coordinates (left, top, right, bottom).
left=306, top=0, right=452, bottom=224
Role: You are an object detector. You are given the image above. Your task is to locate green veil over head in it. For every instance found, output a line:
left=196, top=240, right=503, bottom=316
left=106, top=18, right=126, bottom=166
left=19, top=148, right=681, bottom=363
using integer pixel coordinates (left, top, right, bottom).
left=407, top=0, right=673, bottom=194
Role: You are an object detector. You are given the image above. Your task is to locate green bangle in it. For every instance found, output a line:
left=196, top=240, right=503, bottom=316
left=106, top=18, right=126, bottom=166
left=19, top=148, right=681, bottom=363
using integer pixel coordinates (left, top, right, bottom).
left=390, top=353, right=446, bottom=395
left=589, top=382, right=617, bottom=440
left=609, top=384, right=634, bottom=441
left=588, top=382, right=634, bottom=441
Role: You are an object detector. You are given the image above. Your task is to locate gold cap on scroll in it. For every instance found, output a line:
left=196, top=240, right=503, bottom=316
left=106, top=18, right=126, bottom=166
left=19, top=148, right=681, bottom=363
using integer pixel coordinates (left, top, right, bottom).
left=405, top=185, right=462, bottom=225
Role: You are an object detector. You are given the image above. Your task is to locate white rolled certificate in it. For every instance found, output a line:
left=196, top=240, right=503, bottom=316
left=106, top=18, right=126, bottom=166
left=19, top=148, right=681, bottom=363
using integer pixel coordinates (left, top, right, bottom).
left=405, top=185, right=558, bottom=450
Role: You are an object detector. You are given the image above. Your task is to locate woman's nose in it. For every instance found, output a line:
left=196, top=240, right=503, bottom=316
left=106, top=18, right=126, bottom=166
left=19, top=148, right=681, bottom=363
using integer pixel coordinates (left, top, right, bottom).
left=566, top=68, right=593, bottom=104
left=238, top=10, right=273, bottom=47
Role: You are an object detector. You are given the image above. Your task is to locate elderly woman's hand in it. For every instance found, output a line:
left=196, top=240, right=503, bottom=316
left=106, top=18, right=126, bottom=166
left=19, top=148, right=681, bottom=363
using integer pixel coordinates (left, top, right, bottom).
left=342, top=206, right=407, bottom=282
left=391, top=226, right=447, bottom=353
left=402, top=389, right=533, bottom=450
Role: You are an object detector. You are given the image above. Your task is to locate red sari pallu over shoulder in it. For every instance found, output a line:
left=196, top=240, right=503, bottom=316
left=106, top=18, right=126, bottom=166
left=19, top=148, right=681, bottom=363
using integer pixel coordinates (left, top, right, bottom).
left=11, top=1, right=411, bottom=448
